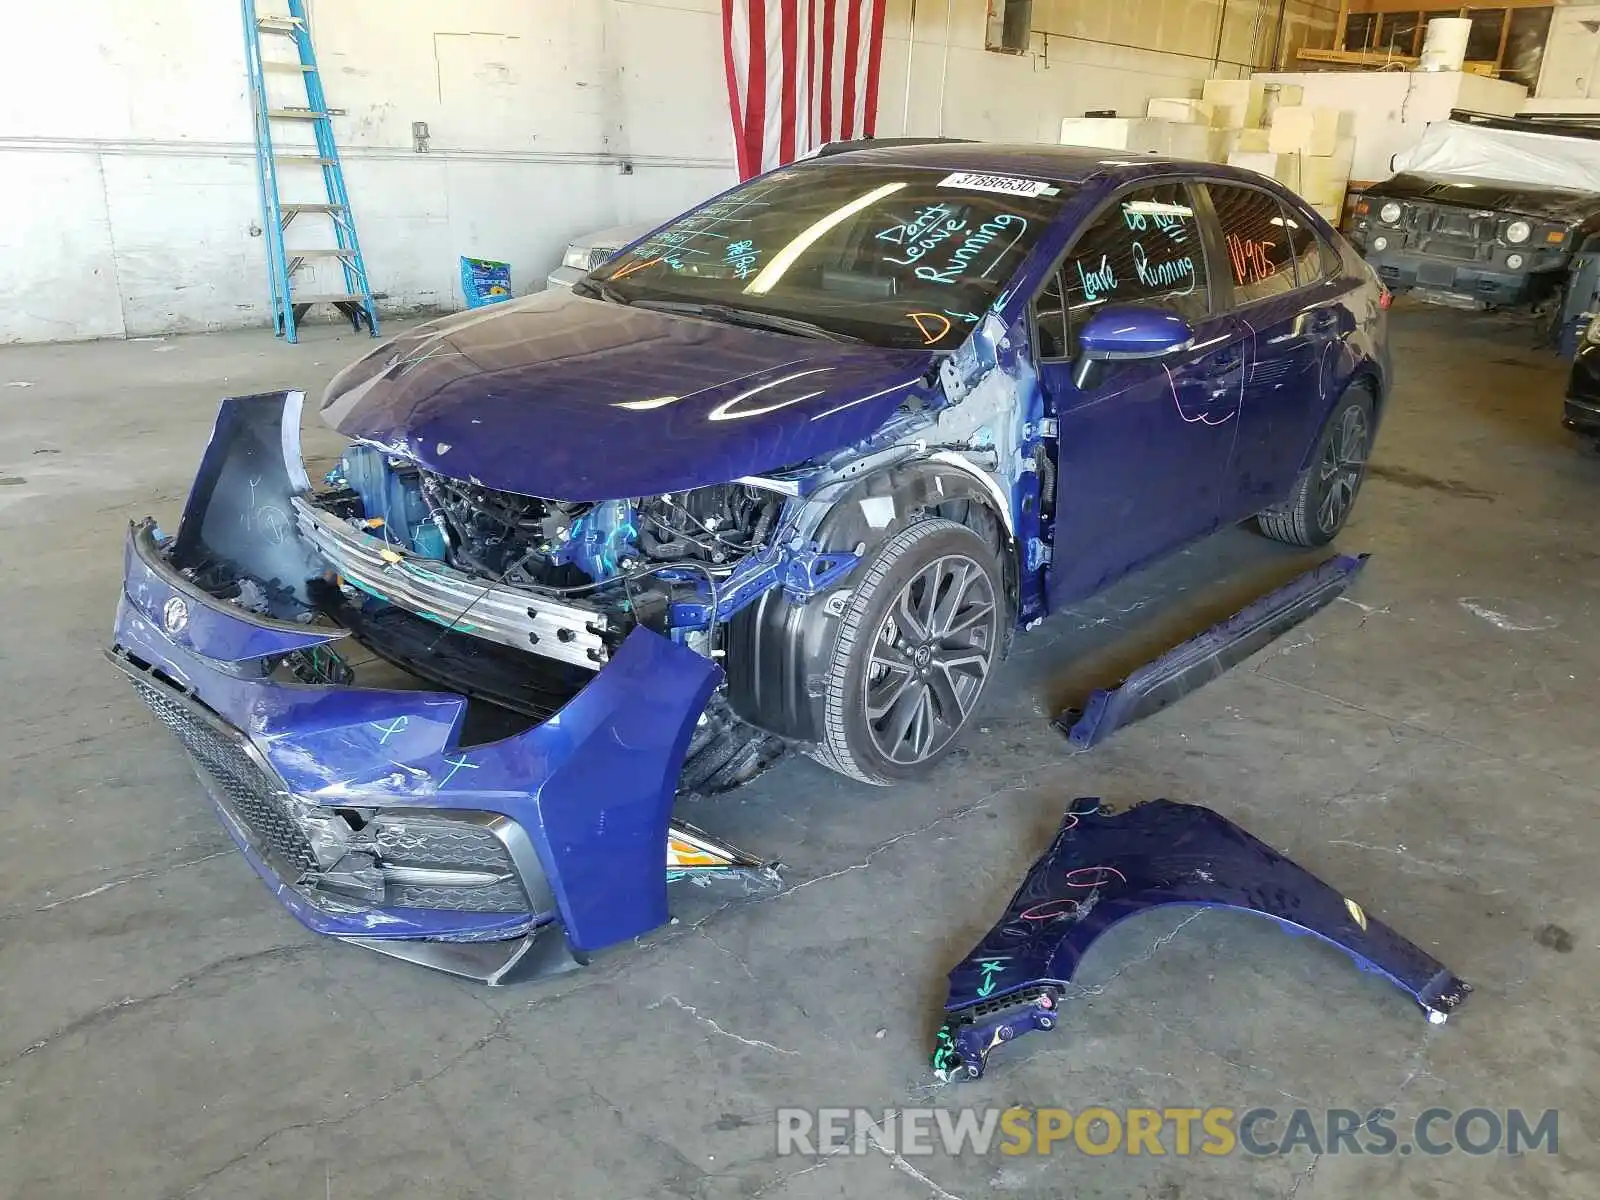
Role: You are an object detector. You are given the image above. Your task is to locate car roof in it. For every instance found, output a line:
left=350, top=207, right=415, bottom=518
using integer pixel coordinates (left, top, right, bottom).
left=815, top=139, right=1290, bottom=193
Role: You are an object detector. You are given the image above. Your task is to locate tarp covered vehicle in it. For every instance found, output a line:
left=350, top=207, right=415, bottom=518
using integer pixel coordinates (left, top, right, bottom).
left=112, top=143, right=1388, bottom=978
left=1352, top=112, right=1600, bottom=330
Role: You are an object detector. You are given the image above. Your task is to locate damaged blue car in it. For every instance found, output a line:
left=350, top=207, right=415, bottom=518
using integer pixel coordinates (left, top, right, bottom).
left=112, top=142, right=1389, bottom=980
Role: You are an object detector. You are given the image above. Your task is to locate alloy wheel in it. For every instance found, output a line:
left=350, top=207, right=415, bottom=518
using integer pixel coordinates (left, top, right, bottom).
left=862, top=554, right=998, bottom=766
left=1316, top=404, right=1369, bottom=535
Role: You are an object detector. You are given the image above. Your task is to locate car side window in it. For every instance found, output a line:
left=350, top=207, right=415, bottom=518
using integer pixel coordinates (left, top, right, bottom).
left=1040, top=183, right=1208, bottom=359
left=1278, top=204, right=1334, bottom=288
left=1206, top=183, right=1297, bottom=304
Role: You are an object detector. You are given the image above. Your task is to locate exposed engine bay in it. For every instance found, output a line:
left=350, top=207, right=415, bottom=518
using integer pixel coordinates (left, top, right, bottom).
left=326, top=449, right=785, bottom=597
left=160, top=302, right=1050, bottom=795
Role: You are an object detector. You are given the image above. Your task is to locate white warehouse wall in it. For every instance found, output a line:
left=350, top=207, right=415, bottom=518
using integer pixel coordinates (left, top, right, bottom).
left=0, top=0, right=1325, bottom=343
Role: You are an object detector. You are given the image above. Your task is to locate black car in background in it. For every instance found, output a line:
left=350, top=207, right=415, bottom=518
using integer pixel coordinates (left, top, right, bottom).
left=1566, top=327, right=1600, bottom=444
left=1350, top=113, right=1600, bottom=321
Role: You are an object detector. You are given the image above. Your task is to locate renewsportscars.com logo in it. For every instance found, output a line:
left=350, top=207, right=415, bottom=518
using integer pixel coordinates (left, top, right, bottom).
left=776, top=1107, right=1559, bottom=1159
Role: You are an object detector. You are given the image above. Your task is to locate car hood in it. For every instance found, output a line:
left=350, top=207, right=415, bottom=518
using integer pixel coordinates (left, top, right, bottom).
left=1367, top=172, right=1600, bottom=224
left=320, top=289, right=935, bottom=501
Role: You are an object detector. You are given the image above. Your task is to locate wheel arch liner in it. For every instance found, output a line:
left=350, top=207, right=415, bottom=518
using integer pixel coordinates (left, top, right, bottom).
left=726, top=459, right=1017, bottom=742
left=1055, top=553, right=1369, bottom=751
left=932, top=799, right=1470, bottom=1081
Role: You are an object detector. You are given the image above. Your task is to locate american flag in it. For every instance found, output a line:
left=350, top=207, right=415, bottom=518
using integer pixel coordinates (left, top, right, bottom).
left=722, top=0, right=889, bottom=180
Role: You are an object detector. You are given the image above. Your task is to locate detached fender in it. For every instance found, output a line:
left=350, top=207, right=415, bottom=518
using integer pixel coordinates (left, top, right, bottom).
left=725, top=457, right=1014, bottom=742
left=933, top=799, right=1470, bottom=1081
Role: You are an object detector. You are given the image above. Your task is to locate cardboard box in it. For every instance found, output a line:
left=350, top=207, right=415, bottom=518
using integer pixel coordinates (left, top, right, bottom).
left=1146, top=97, right=1215, bottom=125
left=1227, top=149, right=1303, bottom=191
left=1268, top=106, right=1345, bottom=157
left=1203, top=78, right=1266, bottom=128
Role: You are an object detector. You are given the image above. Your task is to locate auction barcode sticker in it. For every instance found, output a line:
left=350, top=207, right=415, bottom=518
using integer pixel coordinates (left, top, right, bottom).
left=939, top=171, right=1060, bottom=198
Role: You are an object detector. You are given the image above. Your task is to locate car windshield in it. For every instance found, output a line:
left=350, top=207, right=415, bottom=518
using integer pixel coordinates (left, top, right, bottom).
left=583, top=162, right=1071, bottom=350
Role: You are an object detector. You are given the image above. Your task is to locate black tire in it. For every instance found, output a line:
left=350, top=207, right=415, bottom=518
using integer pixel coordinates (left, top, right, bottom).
left=1256, top=386, right=1374, bottom=547
left=812, top=518, right=1005, bottom=786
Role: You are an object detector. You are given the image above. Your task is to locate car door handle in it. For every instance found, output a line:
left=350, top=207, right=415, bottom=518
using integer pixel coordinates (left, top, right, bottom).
left=1208, top=348, right=1245, bottom=372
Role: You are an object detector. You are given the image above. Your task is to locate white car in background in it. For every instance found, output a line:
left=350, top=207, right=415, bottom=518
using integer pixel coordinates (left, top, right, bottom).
left=545, top=222, right=655, bottom=290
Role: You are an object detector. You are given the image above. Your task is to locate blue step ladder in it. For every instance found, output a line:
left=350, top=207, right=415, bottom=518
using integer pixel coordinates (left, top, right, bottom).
left=241, top=0, right=379, bottom=343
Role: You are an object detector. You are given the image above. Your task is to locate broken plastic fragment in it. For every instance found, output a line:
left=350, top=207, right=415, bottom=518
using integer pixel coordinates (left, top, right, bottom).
left=931, top=798, right=1470, bottom=1081
left=666, top=820, right=781, bottom=893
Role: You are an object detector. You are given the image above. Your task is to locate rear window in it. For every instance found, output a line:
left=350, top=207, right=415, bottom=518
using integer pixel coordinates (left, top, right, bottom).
left=1279, top=207, right=1339, bottom=287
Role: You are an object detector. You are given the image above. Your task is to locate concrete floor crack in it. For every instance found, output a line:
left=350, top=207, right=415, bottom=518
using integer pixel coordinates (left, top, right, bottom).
left=695, top=927, right=757, bottom=981
left=773, top=773, right=1039, bottom=903
left=1284, top=1151, right=1321, bottom=1199
left=1063, top=910, right=1207, bottom=999
left=648, top=993, right=801, bottom=1057
left=0, top=942, right=314, bottom=1073
left=1257, top=669, right=1600, bottom=797
left=584, top=1079, right=712, bottom=1188
left=1145, top=1015, right=1310, bottom=1104
left=178, top=1009, right=513, bottom=1196
left=864, top=1113, right=969, bottom=1200
left=32, top=849, right=233, bottom=913
left=0, top=848, right=232, bottom=923
left=1327, top=838, right=1465, bottom=877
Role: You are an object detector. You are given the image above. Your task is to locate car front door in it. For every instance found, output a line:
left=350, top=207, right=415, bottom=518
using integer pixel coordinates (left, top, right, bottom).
left=1202, top=183, right=1345, bottom=517
left=1037, top=182, right=1249, bottom=606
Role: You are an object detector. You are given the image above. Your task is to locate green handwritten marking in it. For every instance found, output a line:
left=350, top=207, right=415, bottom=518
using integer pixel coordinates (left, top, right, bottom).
left=931, top=1024, right=962, bottom=1074
left=976, top=959, right=1005, bottom=998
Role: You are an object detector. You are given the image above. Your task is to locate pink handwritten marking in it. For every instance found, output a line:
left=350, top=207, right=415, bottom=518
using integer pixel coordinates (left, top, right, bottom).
left=1064, top=865, right=1128, bottom=888
left=1163, top=363, right=1238, bottom=427
left=1019, top=898, right=1081, bottom=922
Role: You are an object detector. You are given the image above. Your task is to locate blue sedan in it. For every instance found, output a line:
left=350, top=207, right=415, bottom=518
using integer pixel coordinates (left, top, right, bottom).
left=112, top=142, right=1390, bottom=978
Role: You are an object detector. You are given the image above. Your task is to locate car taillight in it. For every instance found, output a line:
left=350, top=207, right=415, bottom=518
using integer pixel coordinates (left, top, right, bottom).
left=1379, top=285, right=1393, bottom=311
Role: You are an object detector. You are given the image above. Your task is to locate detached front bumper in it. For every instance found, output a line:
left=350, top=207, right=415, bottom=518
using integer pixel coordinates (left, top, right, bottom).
left=110, top=392, right=722, bottom=982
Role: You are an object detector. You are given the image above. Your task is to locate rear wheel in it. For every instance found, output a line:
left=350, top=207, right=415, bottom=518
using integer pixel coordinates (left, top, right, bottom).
left=814, top=519, right=1005, bottom=785
left=1257, top=387, right=1374, bottom=547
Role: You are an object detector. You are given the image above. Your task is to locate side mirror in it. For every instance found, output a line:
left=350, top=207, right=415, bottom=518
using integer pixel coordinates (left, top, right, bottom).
left=1078, top=306, right=1195, bottom=362
left=1073, top=306, right=1195, bottom=389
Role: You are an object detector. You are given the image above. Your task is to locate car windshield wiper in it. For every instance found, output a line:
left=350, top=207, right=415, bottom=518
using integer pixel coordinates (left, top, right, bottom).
left=572, top=279, right=631, bottom=306
left=627, top=299, right=863, bottom=344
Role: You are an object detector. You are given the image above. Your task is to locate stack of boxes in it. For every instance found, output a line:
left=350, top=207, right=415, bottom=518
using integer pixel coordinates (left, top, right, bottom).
left=1058, top=78, right=1356, bottom=226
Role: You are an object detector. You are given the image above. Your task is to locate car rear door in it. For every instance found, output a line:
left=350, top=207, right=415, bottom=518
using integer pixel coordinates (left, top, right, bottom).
left=1036, top=181, right=1250, bottom=605
left=1201, top=182, right=1350, bottom=518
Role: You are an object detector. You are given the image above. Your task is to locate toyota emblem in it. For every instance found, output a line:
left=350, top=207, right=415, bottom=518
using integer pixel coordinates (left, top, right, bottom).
left=162, top=596, right=189, bottom=635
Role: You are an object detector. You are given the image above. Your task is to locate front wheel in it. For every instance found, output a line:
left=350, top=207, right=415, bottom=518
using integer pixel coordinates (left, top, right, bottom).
left=813, top=518, right=1005, bottom=786
left=1257, top=387, right=1374, bottom=547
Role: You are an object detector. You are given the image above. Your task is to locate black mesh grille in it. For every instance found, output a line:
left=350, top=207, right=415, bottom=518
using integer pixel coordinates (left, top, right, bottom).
left=375, top=817, right=514, bottom=870
left=126, top=673, right=317, bottom=874
left=374, top=816, right=528, bottom=912
left=388, top=881, right=529, bottom=912
left=117, top=654, right=534, bottom=916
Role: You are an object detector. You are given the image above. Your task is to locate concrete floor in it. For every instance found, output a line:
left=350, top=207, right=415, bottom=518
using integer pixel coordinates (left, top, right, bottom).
left=1, top=306, right=1595, bottom=1199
